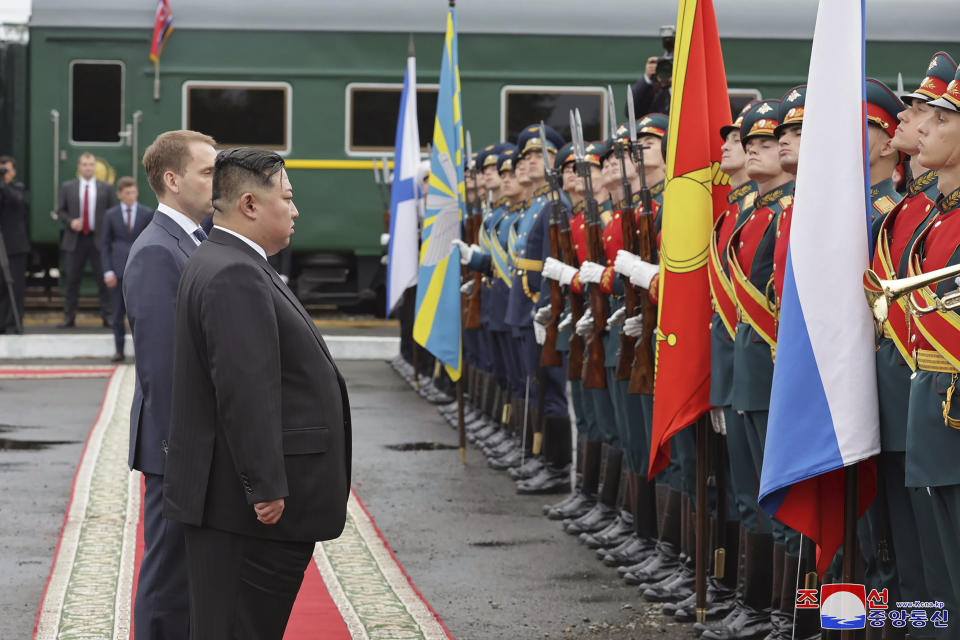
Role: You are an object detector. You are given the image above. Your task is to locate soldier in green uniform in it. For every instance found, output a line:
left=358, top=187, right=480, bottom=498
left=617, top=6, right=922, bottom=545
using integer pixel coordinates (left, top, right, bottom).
left=870, top=54, right=957, bottom=639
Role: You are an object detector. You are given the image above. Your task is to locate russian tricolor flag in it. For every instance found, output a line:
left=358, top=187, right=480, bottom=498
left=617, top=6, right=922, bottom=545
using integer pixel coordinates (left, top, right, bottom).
left=758, top=0, right=880, bottom=575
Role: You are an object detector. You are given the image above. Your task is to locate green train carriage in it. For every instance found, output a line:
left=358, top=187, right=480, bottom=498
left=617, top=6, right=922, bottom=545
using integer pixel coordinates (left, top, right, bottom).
left=9, top=0, right=957, bottom=309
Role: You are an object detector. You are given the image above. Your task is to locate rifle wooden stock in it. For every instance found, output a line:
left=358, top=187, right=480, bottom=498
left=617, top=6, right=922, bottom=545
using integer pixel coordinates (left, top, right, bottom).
left=540, top=211, right=564, bottom=367
left=582, top=216, right=607, bottom=389
left=628, top=210, right=657, bottom=395
left=615, top=203, right=639, bottom=381
left=558, top=224, right=585, bottom=381
left=463, top=212, right=483, bottom=329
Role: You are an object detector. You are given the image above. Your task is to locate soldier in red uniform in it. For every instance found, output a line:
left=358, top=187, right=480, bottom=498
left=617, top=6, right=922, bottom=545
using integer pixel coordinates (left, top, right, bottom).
left=901, top=62, right=960, bottom=632
left=870, top=53, right=957, bottom=630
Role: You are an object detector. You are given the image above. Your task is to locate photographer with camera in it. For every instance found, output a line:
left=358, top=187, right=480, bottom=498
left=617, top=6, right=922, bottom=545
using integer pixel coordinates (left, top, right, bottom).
left=627, top=26, right=675, bottom=118
left=0, top=156, right=29, bottom=334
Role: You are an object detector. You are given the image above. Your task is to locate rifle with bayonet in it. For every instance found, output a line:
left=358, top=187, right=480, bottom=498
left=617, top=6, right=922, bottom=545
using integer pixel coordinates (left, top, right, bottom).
left=558, top=205, right=585, bottom=381
left=571, top=109, right=608, bottom=389
left=626, top=88, right=658, bottom=395
left=463, top=131, right=484, bottom=329
left=539, top=121, right=565, bottom=368
left=608, top=86, right=641, bottom=382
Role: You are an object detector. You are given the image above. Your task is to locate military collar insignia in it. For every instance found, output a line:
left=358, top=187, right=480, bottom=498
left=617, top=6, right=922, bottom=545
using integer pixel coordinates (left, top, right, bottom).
left=508, top=202, right=524, bottom=213
left=939, top=187, right=960, bottom=213
left=631, top=191, right=643, bottom=207
left=756, top=187, right=785, bottom=209
left=756, top=103, right=774, bottom=115
left=650, top=181, right=665, bottom=197
left=908, top=170, right=938, bottom=197
left=534, top=184, right=552, bottom=197
left=870, top=185, right=880, bottom=198
left=573, top=201, right=586, bottom=215
left=728, top=183, right=755, bottom=204
left=493, top=197, right=509, bottom=209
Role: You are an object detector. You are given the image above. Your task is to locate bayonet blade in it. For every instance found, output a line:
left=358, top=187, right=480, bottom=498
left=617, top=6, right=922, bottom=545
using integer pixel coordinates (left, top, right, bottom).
left=569, top=110, right=583, bottom=160
left=574, top=109, right=584, bottom=154
left=466, top=130, right=474, bottom=170
left=626, top=85, right=637, bottom=143
left=897, top=72, right=905, bottom=96
left=606, top=85, right=617, bottom=140
left=373, top=159, right=381, bottom=184
left=382, top=156, right=390, bottom=183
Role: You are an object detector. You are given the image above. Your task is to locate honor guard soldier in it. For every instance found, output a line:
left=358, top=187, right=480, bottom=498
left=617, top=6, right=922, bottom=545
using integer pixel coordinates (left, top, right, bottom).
left=703, top=99, right=793, bottom=640
left=865, top=80, right=906, bottom=244
left=897, top=61, right=960, bottom=632
left=870, top=53, right=957, bottom=630
left=696, top=102, right=760, bottom=625
left=508, top=123, right=572, bottom=495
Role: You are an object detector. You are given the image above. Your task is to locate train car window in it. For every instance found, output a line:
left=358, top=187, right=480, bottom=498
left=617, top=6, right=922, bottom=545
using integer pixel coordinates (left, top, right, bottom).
left=345, top=84, right=439, bottom=155
left=728, top=88, right=763, bottom=119
left=70, top=61, right=124, bottom=145
left=184, top=82, right=292, bottom=154
left=501, top=86, right=608, bottom=146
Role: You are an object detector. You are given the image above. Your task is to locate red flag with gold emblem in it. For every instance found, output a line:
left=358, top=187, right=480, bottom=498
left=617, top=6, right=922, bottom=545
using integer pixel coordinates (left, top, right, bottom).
left=649, top=0, right=730, bottom=478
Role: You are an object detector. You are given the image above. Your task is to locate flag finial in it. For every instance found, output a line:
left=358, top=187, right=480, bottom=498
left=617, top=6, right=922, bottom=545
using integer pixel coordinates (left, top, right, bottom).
left=408, top=33, right=415, bottom=57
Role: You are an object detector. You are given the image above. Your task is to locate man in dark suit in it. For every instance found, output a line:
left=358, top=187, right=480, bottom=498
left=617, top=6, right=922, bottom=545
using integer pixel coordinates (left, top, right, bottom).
left=101, top=176, right=154, bottom=361
left=164, top=147, right=351, bottom=640
left=0, top=156, right=29, bottom=334
left=57, top=152, right=117, bottom=327
left=123, top=130, right=217, bottom=640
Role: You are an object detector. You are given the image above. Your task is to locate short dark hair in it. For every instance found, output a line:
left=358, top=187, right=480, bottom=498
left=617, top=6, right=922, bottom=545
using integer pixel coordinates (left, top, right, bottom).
left=212, top=147, right=285, bottom=214
left=116, top=176, right=137, bottom=192
left=0, top=155, right=14, bottom=166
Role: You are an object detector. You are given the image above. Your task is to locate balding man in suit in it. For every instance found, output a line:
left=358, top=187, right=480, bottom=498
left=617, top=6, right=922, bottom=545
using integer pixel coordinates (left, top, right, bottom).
left=57, top=152, right=116, bottom=327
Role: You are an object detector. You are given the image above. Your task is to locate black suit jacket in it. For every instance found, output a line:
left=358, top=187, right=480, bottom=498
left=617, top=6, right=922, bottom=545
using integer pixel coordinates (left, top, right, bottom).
left=101, top=203, right=154, bottom=278
left=163, top=228, right=352, bottom=542
left=0, top=181, right=29, bottom=255
left=57, top=178, right=117, bottom=251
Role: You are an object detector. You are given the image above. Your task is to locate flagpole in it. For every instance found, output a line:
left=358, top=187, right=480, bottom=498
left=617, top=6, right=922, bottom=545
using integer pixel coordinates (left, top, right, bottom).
left=841, top=464, right=859, bottom=640
left=695, top=416, right=709, bottom=622
left=153, top=61, right=160, bottom=101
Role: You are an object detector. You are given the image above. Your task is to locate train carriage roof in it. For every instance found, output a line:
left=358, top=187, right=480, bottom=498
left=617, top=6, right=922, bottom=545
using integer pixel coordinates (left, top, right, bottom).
left=27, top=0, right=958, bottom=42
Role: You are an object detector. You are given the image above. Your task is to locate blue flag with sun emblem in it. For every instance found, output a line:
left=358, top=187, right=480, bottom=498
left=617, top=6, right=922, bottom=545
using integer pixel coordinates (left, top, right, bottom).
left=413, top=6, right=463, bottom=380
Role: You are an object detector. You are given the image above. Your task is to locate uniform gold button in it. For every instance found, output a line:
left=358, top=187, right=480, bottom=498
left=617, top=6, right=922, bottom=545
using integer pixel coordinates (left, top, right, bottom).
left=768, top=213, right=773, bottom=221
left=926, top=205, right=931, bottom=212
left=740, top=241, right=744, bottom=248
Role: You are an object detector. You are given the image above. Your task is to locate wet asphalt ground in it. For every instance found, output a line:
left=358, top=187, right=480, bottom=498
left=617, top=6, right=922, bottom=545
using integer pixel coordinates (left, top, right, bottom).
left=0, top=359, right=692, bottom=640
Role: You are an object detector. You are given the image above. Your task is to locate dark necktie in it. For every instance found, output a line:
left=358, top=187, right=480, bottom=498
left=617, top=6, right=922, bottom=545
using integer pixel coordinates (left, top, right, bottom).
left=193, top=228, right=208, bottom=243
left=81, top=184, right=90, bottom=235
left=125, top=206, right=132, bottom=233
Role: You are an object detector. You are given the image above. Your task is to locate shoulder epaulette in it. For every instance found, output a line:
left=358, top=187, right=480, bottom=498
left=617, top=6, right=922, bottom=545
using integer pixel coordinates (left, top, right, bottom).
left=908, top=170, right=938, bottom=197
left=872, top=195, right=897, bottom=215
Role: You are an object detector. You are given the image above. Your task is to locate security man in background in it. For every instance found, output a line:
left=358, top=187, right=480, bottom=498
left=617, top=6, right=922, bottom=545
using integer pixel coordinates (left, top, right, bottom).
left=0, top=155, right=29, bottom=334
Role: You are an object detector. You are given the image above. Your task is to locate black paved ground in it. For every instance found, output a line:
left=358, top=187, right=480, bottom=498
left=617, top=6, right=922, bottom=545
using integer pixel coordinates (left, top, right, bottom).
left=0, top=360, right=692, bottom=640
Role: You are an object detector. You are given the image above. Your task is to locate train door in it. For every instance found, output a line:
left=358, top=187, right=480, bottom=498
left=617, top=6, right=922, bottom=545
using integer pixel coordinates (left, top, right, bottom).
left=54, top=59, right=143, bottom=190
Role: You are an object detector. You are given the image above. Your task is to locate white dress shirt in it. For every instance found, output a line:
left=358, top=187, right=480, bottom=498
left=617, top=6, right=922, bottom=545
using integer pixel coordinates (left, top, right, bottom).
left=157, top=203, right=203, bottom=246
left=214, top=225, right=267, bottom=261
left=78, top=177, right=97, bottom=231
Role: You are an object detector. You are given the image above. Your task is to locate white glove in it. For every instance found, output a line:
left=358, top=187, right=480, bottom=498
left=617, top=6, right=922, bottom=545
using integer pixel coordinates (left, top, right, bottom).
left=534, top=320, right=547, bottom=345
left=380, top=232, right=390, bottom=247
left=614, top=250, right=642, bottom=277
left=623, top=315, right=643, bottom=338
left=607, top=306, right=627, bottom=328
left=709, top=407, right=727, bottom=435
left=629, top=260, right=660, bottom=289
left=534, top=305, right=552, bottom=325
left=580, top=261, right=605, bottom=284
left=575, top=308, right=595, bottom=337
left=460, top=279, right=475, bottom=296
left=557, top=312, right=573, bottom=332
left=540, top=258, right=577, bottom=282
left=453, top=239, right=473, bottom=265
left=559, top=264, right=577, bottom=287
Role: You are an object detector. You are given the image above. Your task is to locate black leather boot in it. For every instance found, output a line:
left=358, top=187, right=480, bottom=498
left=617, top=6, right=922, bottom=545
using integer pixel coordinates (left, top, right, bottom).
left=581, top=510, right=633, bottom=548
left=549, top=488, right=596, bottom=521
left=488, top=446, right=522, bottom=470
left=507, top=455, right=544, bottom=480
left=701, top=530, right=773, bottom=640
left=643, top=558, right=695, bottom=603
left=765, top=543, right=787, bottom=636
left=563, top=501, right=617, bottom=535
left=516, top=464, right=570, bottom=494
